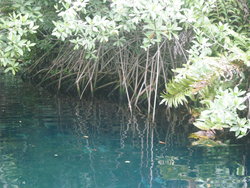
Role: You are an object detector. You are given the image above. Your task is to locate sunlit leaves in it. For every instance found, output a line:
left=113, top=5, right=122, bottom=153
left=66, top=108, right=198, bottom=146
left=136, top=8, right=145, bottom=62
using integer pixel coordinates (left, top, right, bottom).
left=194, top=87, right=250, bottom=138
left=0, top=2, right=40, bottom=74
left=52, top=0, right=187, bottom=52
left=52, top=1, right=119, bottom=56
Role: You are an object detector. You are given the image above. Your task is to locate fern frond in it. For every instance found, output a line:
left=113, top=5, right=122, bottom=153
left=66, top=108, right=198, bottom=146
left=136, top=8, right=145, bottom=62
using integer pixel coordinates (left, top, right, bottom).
left=160, top=56, right=241, bottom=108
left=160, top=76, right=197, bottom=108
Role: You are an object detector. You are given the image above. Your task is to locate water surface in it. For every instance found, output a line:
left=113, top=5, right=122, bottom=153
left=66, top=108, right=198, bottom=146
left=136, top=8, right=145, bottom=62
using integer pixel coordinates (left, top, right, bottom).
left=0, top=73, right=249, bottom=188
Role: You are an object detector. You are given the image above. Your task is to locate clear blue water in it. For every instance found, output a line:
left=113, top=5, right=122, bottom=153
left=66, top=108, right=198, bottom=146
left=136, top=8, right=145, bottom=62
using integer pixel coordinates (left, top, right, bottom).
left=0, top=74, right=249, bottom=188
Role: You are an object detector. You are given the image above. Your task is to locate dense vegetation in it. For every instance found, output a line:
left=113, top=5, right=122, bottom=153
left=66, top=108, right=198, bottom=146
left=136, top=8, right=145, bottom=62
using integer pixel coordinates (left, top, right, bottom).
left=0, top=0, right=249, bottom=137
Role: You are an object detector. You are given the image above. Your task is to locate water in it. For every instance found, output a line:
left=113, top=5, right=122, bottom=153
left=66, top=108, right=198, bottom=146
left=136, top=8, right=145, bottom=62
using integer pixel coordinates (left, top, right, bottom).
left=0, top=73, right=249, bottom=188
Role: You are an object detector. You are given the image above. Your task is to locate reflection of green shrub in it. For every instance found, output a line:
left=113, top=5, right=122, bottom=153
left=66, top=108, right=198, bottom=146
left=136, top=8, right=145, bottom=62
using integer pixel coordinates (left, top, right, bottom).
left=159, top=164, right=189, bottom=181
left=157, top=151, right=247, bottom=187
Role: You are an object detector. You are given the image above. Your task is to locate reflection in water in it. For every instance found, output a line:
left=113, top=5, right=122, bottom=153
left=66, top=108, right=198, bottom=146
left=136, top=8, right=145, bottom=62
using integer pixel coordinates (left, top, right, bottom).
left=0, top=74, right=249, bottom=188
left=66, top=103, right=249, bottom=188
left=0, top=153, right=20, bottom=187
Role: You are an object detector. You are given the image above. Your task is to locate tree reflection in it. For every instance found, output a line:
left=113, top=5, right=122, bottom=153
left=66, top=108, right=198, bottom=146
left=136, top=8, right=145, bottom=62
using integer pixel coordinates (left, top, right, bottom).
left=0, top=73, right=249, bottom=188
left=157, top=146, right=248, bottom=188
left=0, top=149, right=21, bottom=187
left=70, top=102, right=249, bottom=188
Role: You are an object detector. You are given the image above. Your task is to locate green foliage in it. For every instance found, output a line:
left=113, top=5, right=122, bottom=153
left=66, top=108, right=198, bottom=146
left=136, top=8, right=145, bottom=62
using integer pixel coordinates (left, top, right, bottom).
left=160, top=77, right=195, bottom=107
left=51, top=0, right=186, bottom=56
left=194, top=87, right=250, bottom=138
left=0, top=0, right=41, bottom=74
left=52, top=0, right=118, bottom=53
left=208, top=0, right=250, bottom=33
left=160, top=0, right=250, bottom=137
left=160, top=56, right=241, bottom=107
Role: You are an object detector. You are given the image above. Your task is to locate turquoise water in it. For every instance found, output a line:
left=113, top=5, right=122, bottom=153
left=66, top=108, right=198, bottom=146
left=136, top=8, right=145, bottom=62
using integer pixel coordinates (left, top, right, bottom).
left=0, top=74, right=249, bottom=188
